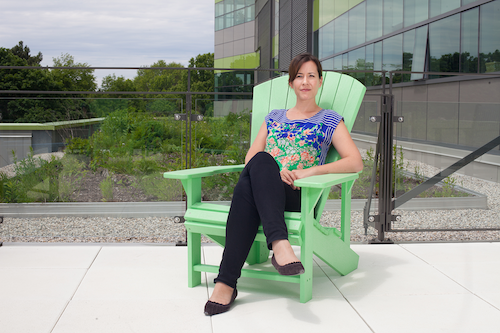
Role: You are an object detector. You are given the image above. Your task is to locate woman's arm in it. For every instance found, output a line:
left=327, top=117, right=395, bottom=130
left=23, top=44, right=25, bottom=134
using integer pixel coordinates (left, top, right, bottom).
left=245, top=122, right=268, bottom=164
left=290, top=121, right=363, bottom=180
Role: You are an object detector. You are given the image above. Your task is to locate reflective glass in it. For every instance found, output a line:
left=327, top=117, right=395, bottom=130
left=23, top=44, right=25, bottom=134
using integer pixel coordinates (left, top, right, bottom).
left=403, top=30, right=415, bottom=82
left=333, top=55, right=343, bottom=70
left=404, top=0, right=428, bottom=27
left=216, top=2, right=225, bottom=17
left=321, top=58, right=334, bottom=71
left=366, top=0, right=383, bottom=42
left=429, top=14, right=460, bottom=77
left=461, top=8, right=479, bottom=73
left=334, top=13, right=349, bottom=54
left=383, top=34, right=403, bottom=82
left=246, top=0, right=254, bottom=6
left=235, top=0, right=245, bottom=10
left=365, top=43, right=375, bottom=86
left=349, top=2, right=366, bottom=48
left=348, top=47, right=365, bottom=84
left=225, top=0, right=234, bottom=13
left=320, top=21, right=334, bottom=59
left=374, top=40, right=383, bottom=83
left=384, top=0, right=403, bottom=35
left=234, top=8, right=245, bottom=25
left=215, top=16, right=225, bottom=31
left=411, top=26, right=428, bottom=80
left=430, top=0, right=460, bottom=18
left=479, top=0, right=500, bottom=73
left=225, top=12, right=234, bottom=29
left=245, top=5, right=255, bottom=22
left=342, top=53, right=348, bottom=70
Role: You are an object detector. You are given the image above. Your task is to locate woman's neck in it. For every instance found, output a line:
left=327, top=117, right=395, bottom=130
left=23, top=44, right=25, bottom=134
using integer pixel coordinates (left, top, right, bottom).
left=288, top=100, right=322, bottom=120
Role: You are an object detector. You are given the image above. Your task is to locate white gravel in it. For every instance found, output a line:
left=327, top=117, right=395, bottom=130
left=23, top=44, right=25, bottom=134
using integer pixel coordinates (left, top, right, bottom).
left=1, top=150, right=499, bottom=244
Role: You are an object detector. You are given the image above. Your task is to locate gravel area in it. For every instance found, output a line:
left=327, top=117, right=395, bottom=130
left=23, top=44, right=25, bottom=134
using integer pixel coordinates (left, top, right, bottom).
left=1, top=150, right=499, bottom=244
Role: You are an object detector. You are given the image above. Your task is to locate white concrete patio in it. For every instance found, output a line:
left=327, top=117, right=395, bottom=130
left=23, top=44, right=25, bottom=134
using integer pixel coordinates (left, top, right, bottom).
left=0, top=242, right=499, bottom=333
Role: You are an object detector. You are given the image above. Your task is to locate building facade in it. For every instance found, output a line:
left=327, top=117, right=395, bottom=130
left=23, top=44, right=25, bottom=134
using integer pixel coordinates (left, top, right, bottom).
left=214, top=0, right=500, bottom=178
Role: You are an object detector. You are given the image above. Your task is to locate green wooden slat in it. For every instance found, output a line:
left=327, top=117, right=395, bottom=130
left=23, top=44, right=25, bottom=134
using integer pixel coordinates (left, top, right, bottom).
left=268, top=76, right=291, bottom=112
left=341, top=81, right=367, bottom=131
left=285, top=85, right=296, bottom=109
left=318, top=72, right=342, bottom=111
left=331, top=75, right=355, bottom=116
left=193, top=264, right=301, bottom=283
left=251, top=80, right=273, bottom=142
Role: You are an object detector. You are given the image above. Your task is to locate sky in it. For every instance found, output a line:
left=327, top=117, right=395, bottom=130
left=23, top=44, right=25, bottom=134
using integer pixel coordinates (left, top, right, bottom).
left=0, top=0, right=215, bottom=83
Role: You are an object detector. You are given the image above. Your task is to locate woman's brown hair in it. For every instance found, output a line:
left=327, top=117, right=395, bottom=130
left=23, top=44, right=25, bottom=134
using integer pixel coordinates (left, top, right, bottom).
left=288, top=53, right=323, bottom=85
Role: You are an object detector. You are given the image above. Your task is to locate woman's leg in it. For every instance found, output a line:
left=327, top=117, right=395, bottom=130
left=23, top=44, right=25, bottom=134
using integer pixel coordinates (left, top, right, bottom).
left=215, top=152, right=301, bottom=284
left=210, top=152, right=300, bottom=303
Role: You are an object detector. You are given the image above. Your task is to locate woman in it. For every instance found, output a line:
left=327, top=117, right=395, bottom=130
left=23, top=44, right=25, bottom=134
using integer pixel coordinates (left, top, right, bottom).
left=204, top=53, right=363, bottom=316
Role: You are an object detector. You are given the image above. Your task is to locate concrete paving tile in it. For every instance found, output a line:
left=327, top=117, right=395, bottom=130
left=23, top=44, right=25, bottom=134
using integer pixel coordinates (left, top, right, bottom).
left=0, top=300, right=68, bottom=333
left=52, top=299, right=212, bottom=333
left=347, top=293, right=500, bottom=333
left=211, top=296, right=372, bottom=333
left=0, top=246, right=100, bottom=268
left=0, top=268, right=87, bottom=300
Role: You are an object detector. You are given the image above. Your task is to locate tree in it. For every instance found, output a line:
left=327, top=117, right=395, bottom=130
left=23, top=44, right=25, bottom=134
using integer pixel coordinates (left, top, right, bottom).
left=188, top=53, right=214, bottom=115
left=10, top=41, right=43, bottom=66
left=0, top=46, right=61, bottom=122
left=50, top=53, right=97, bottom=92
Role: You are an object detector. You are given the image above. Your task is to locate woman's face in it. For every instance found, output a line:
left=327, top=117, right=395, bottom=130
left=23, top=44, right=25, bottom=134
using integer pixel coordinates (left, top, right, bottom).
left=290, top=60, right=323, bottom=102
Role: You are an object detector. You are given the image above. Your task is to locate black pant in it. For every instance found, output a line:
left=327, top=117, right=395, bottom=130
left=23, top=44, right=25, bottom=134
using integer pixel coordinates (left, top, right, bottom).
left=214, top=152, right=301, bottom=289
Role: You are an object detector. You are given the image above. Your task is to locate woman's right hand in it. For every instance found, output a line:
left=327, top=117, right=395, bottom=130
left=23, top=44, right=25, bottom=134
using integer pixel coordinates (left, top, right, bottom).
left=280, top=169, right=298, bottom=190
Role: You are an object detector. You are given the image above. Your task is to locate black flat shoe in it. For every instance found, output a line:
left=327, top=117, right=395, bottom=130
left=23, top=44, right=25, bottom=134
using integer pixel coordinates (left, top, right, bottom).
left=204, top=288, right=238, bottom=316
left=272, top=254, right=305, bottom=276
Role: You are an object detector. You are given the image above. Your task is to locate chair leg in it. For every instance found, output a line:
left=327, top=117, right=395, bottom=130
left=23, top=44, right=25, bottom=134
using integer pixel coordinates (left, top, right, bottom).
left=187, top=231, right=202, bottom=288
left=245, top=241, right=270, bottom=265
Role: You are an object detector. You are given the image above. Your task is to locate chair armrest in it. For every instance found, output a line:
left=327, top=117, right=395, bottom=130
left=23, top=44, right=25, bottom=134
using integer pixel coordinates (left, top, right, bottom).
left=293, top=172, right=360, bottom=189
left=163, top=164, right=245, bottom=180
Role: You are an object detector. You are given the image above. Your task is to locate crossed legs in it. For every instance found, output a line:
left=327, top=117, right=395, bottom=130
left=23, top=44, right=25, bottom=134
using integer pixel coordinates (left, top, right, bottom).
left=208, top=152, right=301, bottom=305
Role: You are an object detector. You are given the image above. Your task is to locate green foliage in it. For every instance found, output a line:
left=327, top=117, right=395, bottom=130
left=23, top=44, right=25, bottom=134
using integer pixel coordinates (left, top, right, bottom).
left=58, top=155, right=88, bottom=201
left=100, top=176, right=114, bottom=201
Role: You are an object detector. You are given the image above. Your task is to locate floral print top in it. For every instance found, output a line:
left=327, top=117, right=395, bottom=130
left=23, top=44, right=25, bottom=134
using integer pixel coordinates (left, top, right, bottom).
left=264, top=109, right=343, bottom=171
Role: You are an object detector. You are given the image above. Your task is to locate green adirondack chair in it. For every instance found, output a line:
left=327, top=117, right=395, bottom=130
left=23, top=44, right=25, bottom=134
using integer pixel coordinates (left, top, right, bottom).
left=163, top=71, right=366, bottom=303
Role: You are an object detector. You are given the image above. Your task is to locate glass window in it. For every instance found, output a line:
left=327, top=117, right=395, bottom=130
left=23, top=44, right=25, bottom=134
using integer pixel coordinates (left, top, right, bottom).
left=333, top=55, right=343, bottom=70
left=215, top=16, right=225, bottom=31
left=384, top=0, right=403, bottom=35
left=225, top=0, right=234, bottom=13
left=461, top=8, right=479, bottom=73
left=462, top=0, right=477, bottom=5
left=321, top=58, right=334, bottom=71
left=374, top=41, right=383, bottom=85
left=320, top=21, right=334, bottom=59
left=411, top=25, right=428, bottom=80
left=348, top=47, right=366, bottom=84
left=429, top=14, right=460, bottom=77
left=234, top=8, right=245, bottom=25
left=216, top=2, right=225, bottom=17
left=479, top=0, right=500, bottom=73
left=365, top=43, right=374, bottom=86
left=404, top=0, right=428, bottom=27
left=235, top=0, right=245, bottom=10
left=225, top=12, right=234, bottom=29
left=383, top=34, right=403, bottom=82
left=430, top=0, right=460, bottom=18
left=342, top=53, right=349, bottom=70
left=246, top=0, right=254, bottom=6
left=349, top=2, right=366, bottom=48
left=366, top=0, right=383, bottom=42
left=245, top=5, right=255, bottom=22
left=403, top=30, right=415, bottom=82
left=334, top=13, right=349, bottom=54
